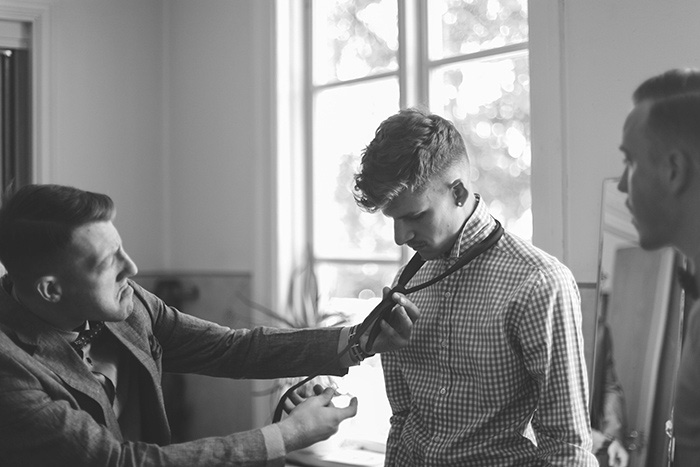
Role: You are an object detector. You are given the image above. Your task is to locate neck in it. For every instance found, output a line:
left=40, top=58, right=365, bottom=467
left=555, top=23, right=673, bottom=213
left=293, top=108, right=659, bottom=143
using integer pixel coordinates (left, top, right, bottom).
left=12, top=286, right=81, bottom=331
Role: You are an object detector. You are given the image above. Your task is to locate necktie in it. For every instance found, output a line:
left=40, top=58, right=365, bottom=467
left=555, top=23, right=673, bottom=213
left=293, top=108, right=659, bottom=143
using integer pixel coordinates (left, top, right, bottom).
left=71, top=321, right=106, bottom=354
left=71, top=322, right=115, bottom=404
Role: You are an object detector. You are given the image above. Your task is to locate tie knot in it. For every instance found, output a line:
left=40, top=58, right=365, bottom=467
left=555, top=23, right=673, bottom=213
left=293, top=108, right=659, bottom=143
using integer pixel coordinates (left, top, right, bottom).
left=71, top=321, right=106, bottom=352
left=677, top=267, right=698, bottom=301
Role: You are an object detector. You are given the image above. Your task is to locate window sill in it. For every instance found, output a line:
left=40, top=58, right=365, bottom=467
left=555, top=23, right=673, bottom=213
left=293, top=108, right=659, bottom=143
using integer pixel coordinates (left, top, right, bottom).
left=286, top=439, right=385, bottom=467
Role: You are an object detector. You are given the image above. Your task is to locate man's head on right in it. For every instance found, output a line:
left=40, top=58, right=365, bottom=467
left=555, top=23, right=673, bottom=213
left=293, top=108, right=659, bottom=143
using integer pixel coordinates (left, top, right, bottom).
left=618, top=69, right=700, bottom=252
left=0, top=184, right=115, bottom=287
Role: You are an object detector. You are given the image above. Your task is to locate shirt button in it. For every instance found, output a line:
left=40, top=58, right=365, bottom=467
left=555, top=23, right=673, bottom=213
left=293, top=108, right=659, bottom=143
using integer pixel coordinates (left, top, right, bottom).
left=441, top=340, right=448, bottom=348
left=444, top=291, right=451, bottom=298
left=438, top=387, right=447, bottom=395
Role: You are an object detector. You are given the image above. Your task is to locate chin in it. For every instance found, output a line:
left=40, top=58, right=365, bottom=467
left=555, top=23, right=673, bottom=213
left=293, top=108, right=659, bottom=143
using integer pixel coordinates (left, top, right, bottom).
left=637, top=233, right=667, bottom=252
left=417, top=249, right=439, bottom=261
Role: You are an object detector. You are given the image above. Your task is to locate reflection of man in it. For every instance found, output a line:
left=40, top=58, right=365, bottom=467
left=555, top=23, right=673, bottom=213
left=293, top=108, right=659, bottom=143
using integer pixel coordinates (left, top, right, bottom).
left=354, top=108, right=596, bottom=465
left=0, top=184, right=419, bottom=466
left=617, top=68, right=700, bottom=466
left=591, top=316, right=629, bottom=467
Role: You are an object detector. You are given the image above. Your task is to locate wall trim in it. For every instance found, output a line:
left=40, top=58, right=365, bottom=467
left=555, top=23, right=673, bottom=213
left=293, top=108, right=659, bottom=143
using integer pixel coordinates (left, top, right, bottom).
left=528, top=0, right=566, bottom=261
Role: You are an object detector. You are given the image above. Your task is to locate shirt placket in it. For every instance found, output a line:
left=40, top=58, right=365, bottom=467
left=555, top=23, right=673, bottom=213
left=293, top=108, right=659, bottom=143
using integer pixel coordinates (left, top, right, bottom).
left=432, top=258, right=457, bottom=443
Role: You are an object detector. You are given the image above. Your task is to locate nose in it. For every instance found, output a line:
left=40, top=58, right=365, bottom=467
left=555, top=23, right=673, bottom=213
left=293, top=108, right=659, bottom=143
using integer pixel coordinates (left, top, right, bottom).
left=118, top=248, right=139, bottom=279
left=618, top=168, right=628, bottom=193
left=393, top=219, right=414, bottom=246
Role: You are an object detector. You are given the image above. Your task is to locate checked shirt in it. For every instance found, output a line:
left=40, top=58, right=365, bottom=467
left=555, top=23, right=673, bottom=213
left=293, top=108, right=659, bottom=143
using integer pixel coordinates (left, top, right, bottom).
left=382, top=198, right=597, bottom=466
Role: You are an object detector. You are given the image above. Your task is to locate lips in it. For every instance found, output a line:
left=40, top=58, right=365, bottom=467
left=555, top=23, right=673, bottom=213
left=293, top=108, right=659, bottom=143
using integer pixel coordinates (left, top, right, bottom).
left=118, top=283, right=132, bottom=300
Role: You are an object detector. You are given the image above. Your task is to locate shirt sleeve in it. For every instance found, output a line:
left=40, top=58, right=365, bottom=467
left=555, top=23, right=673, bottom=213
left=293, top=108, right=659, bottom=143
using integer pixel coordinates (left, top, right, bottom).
left=517, top=266, right=597, bottom=466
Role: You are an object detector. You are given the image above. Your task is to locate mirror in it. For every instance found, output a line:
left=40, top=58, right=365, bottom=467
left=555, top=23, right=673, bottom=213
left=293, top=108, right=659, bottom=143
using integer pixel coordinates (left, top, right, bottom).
left=592, top=178, right=683, bottom=467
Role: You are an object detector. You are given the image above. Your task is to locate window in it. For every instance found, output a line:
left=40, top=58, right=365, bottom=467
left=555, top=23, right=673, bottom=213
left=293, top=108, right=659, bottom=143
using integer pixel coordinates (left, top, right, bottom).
left=276, top=0, right=529, bottom=454
left=309, top=0, right=530, bottom=315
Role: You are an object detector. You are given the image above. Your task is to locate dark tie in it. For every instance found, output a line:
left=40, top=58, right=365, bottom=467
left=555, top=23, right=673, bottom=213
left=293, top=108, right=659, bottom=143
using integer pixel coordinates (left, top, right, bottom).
left=70, top=322, right=115, bottom=404
left=70, top=321, right=106, bottom=354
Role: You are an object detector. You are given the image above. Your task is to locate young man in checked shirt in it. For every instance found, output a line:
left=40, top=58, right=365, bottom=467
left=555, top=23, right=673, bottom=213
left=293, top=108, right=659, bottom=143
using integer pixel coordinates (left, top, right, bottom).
left=354, top=108, right=597, bottom=466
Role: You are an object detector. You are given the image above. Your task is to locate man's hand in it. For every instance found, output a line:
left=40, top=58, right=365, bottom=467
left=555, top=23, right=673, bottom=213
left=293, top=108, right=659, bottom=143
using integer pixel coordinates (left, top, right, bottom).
left=607, top=439, right=629, bottom=467
left=277, top=385, right=358, bottom=453
left=360, top=287, right=420, bottom=354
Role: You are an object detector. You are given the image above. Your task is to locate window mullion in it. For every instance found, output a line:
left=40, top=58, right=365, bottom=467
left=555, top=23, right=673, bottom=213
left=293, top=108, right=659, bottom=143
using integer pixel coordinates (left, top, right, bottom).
left=303, top=0, right=315, bottom=263
left=399, top=0, right=427, bottom=109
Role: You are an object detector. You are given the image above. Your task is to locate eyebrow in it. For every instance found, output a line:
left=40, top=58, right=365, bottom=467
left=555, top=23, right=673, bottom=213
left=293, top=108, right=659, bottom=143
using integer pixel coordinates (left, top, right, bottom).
left=394, top=209, right=426, bottom=221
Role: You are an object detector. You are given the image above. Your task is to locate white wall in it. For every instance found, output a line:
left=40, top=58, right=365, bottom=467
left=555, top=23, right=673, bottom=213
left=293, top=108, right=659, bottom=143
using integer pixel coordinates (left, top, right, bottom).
left=17, top=0, right=266, bottom=275
left=164, top=0, right=263, bottom=273
left=531, top=0, right=700, bottom=282
left=48, top=0, right=167, bottom=270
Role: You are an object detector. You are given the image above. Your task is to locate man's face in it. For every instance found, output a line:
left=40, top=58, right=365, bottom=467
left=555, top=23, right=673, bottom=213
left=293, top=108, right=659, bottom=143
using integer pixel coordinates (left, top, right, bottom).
left=382, top=178, right=464, bottom=260
left=56, top=221, right=139, bottom=326
left=618, top=102, right=673, bottom=250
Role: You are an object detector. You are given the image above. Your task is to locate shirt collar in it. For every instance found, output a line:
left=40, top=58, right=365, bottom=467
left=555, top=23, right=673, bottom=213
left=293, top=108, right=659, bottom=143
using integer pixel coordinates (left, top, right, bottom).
left=446, top=194, right=498, bottom=259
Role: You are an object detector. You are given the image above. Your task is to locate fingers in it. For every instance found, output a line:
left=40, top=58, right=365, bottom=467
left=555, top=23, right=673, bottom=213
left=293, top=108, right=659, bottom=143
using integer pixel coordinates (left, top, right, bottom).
left=393, top=292, right=419, bottom=323
left=337, top=396, right=358, bottom=420
left=283, top=386, right=307, bottom=414
left=382, top=286, right=392, bottom=298
left=317, top=386, right=336, bottom=404
left=385, top=293, right=417, bottom=336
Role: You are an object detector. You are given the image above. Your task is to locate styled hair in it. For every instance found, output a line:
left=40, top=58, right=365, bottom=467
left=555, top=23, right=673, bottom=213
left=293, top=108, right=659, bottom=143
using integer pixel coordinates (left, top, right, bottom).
left=646, top=93, right=700, bottom=157
left=633, top=68, right=700, bottom=104
left=353, top=108, right=469, bottom=212
left=0, top=184, right=115, bottom=282
left=633, top=69, right=700, bottom=158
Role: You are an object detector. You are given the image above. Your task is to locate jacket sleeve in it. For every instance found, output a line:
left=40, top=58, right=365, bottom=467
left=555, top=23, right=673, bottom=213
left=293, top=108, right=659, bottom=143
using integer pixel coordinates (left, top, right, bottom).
left=130, top=281, right=348, bottom=380
left=0, top=333, right=285, bottom=467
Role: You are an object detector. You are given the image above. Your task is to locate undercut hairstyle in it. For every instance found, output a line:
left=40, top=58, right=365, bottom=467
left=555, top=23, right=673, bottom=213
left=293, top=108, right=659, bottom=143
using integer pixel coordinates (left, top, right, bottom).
left=633, top=68, right=700, bottom=104
left=633, top=68, right=700, bottom=160
left=646, top=93, right=700, bottom=159
left=0, top=184, right=115, bottom=283
left=354, top=108, right=469, bottom=212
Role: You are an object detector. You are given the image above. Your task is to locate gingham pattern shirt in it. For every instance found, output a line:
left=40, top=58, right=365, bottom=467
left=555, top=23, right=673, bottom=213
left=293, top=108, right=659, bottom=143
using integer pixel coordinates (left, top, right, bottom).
left=383, top=198, right=597, bottom=466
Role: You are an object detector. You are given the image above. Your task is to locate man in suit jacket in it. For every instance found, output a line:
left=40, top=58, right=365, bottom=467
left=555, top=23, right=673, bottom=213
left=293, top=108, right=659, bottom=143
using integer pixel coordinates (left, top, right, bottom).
left=0, top=183, right=419, bottom=466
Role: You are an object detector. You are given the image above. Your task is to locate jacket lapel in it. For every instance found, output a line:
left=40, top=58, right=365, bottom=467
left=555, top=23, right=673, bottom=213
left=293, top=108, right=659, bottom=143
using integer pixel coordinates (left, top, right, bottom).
left=0, top=292, right=123, bottom=438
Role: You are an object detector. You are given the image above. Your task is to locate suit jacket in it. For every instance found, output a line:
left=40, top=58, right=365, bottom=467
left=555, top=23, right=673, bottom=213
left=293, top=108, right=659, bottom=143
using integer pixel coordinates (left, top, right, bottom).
left=0, top=278, right=346, bottom=466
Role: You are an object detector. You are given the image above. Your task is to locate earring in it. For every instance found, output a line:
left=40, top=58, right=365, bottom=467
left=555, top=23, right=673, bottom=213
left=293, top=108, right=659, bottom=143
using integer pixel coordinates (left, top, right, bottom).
left=457, top=201, right=463, bottom=207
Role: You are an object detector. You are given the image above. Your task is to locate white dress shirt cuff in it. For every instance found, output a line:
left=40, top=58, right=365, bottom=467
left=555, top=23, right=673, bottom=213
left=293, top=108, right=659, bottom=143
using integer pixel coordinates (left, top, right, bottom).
left=261, top=423, right=286, bottom=461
